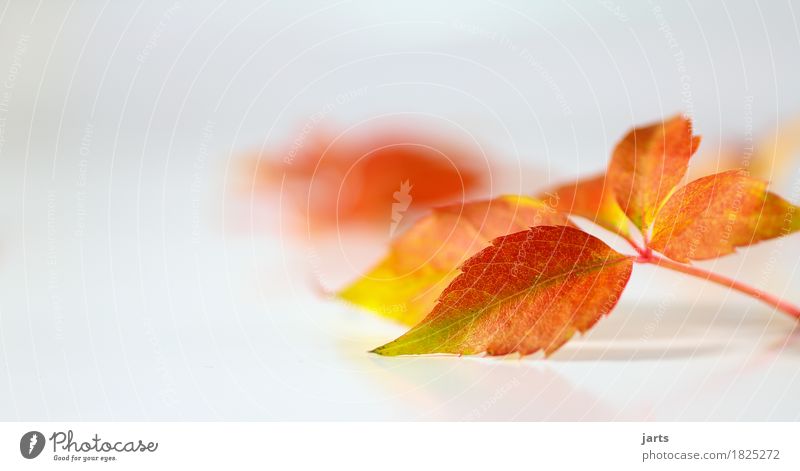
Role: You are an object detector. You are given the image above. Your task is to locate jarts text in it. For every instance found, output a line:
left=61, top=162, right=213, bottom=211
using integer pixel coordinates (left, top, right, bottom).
left=641, top=433, right=669, bottom=445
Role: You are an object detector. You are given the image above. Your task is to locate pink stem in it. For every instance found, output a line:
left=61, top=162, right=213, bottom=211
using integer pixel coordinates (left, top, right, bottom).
left=636, top=252, right=800, bottom=320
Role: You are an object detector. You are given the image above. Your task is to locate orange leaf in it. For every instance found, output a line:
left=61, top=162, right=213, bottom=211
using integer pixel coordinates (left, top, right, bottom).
left=541, top=173, right=630, bottom=237
left=246, top=129, right=488, bottom=232
left=372, top=225, right=633, bottom=356
left=650, top=169, right=800, bottom=262
left=338, top=196, right=569, bottom=325
left=608, top=115, right=701, bottom=232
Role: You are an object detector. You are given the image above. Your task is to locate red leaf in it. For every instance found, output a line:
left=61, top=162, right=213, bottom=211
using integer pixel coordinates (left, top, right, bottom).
left=373, top=226, right=634, bottom=356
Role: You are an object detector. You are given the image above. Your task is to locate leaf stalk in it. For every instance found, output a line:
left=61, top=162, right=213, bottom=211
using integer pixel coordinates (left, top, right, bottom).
left=634, top=250, right=800, bottom=320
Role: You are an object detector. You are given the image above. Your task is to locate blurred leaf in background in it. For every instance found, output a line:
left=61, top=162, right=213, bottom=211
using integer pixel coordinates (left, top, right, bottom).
left=242, top=127, right=495, bottom=235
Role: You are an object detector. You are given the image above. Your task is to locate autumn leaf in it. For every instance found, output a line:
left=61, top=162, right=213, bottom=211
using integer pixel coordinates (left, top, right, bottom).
left=541, top=173, right=630, bottom=237
left=372, top=225, right=634, bottom=356
left=751, top=116, right=800, bottom=181
left=334, top=115, right=800, bottom=359
left=687, top=116, right=800, bottom=183
left=338, top=196, right=570, bottom=325
left=649, top=169, right=800, bottom=262
left=244, top=128, right=490, bottom=233
left=608, top=115, right=701, bottom=232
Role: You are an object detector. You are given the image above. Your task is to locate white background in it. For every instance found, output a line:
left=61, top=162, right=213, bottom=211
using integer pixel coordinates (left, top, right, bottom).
left=0, top=0, right=799, bottom=420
